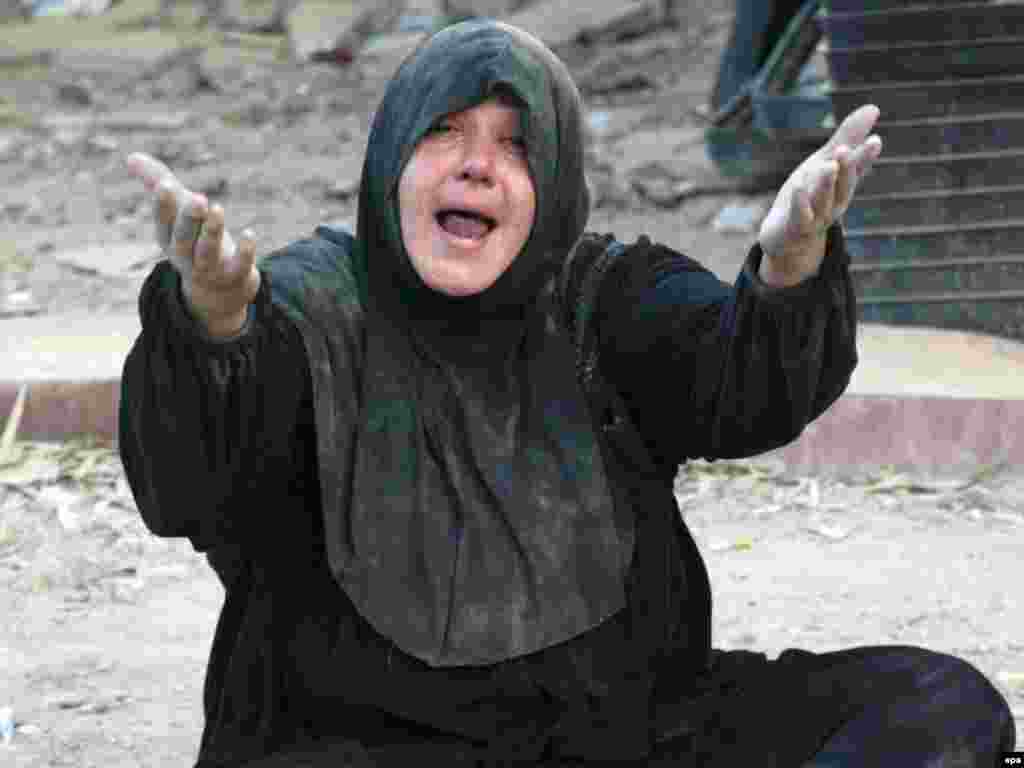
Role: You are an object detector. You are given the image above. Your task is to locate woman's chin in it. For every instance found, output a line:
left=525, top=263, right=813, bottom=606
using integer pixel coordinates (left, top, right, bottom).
left=420, top=269, right=494, bottom=297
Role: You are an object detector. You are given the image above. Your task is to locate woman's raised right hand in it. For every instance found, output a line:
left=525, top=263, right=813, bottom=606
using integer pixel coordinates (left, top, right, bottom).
left=126, top=152, right=260, bottom=339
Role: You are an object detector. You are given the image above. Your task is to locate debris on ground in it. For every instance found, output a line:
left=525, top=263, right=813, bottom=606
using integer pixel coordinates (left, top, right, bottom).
left=712, top=200, right=766, bottom=234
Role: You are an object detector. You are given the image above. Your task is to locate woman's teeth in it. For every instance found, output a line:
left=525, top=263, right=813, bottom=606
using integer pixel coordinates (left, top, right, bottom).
left=437, top=211, right=495, bottom=240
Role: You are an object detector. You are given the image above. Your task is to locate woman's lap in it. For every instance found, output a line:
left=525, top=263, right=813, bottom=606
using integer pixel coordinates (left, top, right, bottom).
left=236, top=644, right=1015, bottom=767
left=650, top=643, right=1015, bottom=767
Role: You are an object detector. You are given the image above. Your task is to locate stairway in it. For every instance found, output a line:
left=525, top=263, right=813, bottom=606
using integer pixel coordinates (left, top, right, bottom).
left=824, top=0, right=1024, bottom=341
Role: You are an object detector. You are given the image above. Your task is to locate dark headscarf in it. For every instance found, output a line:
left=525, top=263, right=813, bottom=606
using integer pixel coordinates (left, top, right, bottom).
left=271, top=20, right=635, bottom=668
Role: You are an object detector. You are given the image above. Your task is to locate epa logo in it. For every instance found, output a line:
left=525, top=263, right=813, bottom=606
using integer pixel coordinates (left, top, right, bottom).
left=1004, top=758, right=1022, bottom=766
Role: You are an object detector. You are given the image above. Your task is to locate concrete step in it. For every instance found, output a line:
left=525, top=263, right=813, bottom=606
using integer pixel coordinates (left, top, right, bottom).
left=851, top=254, right=1024, bottom=296
left=823, top=3, right=1024, bottom=48
left=847, top=185, right=1024, bottom=230
left=857, top=289, right=1024, bottom=342
left=869, top=112, right=1024, bottom=157
left=0, top=312, right=1022, bottom=474
left=832, top=75, right=1024, bottom=123
left=824, top=0, right=996, bottom=13
left=828, top=36, right=1024, bottom=86
left=857, top=150, right=1024, bottom=197
left=845, top=219, right=1024, bottom=263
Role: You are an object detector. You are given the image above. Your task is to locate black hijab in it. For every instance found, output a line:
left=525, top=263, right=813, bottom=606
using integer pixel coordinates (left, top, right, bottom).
left=269, top=20, right=635, bottom=668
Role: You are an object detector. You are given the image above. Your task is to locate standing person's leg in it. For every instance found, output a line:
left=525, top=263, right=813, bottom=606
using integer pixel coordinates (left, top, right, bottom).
left=801, top=646, right=1015, bottom=767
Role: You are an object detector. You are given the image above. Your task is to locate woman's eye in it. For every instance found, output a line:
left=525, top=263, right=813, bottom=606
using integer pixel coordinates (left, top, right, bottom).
left=507, top=137, right=527, bottom=154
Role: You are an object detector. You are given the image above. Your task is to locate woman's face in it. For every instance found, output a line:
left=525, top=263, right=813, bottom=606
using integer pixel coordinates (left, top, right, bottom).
left=398, top=96, right=537, bottom=297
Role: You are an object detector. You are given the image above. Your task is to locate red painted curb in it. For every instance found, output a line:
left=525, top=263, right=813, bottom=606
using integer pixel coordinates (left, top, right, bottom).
left=1, top=378, right=1021, bottom=474
left=773, top=394, right=1024, bottom=475
left=0, top=380, right=120, bottom=444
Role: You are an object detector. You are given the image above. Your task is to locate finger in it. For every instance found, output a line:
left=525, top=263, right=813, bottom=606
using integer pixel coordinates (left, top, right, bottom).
left=195, top=203, right=225, bottom=271
left=237, top=228, right=257, bottom=280
left=171, top=194, right=208, bottom=276
left=126, top=152, right=175, bottom=193
left=800, top=184, right=818, bottom=231
left=810, top=159, right=839, bottom=226
left=833, top=146, right=853, bottom=212
left=154, top=179, right=178, bottom=250
left=836, top=137, right=882, bottom=216
left=238, top=229, right=261, bottom=303
left=826, top=104, right=880, bottom=154
left=853, top=135, right=883, bottom=177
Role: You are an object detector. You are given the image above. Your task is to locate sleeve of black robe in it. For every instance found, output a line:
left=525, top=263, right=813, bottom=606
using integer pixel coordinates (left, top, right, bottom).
left=593, top=222, right=858, bottom=471
left=118, top=259, right=315, bottom=568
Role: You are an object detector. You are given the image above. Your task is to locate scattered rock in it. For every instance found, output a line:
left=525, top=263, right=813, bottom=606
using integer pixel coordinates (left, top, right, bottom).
left=708, top=536, right=754, bottom=553
left=42, top=111, right=193, bottom=134
left=0, top=50, right=53, bottom=69
left=100, top=111, right=194, bottom=133
left=802, top=518, right=851, bottom=541
left=358, top=32, right=429, bottom=81
left=581, top=69, right=655, bottom=97
left=55, top=82, right=93, bottom=108
left=576, top=33, right=678, bottom=98
left=443, top=0, right=527, bottom=19
left=1, top=196, right=43, bottom=227
left=0, top=134, right=26, bottom=162
left=0, top=288, right=42, bottom=318
left=48, top=694, right=88, bottom=711
left=15, top=722, right=41, bottom=738
left=326, top=179, right=360, bottom=202
left=609, top=125, right=704, bottom=178
left=86, top=134, right=119, bottom=154
left=0, top=705, right=11, bottom=746
left=293, top=0, right=406, bottom=65
left=139, top=45, right=203, bottom=83
left=631, top=177, right=696, bottom=209
left=222, top=97, right=274, bottom=129
left=507, top=0, right=663, bottom=50
left=55, top=243, right=156, bottom=279
left=587, top=170, right=635, bottom=211
left=181, top=171, right=229, bottom=200
left=1, top=0, right=29, bottom=20
left=107, top=577, right=145, bottom=604
left=145, top=564, right=189, bottom=581
left=577, top=0, right=665, bottom=46
left=280, top=87, right=318, bottom=122
left=712, top=200, right=766, bottom=234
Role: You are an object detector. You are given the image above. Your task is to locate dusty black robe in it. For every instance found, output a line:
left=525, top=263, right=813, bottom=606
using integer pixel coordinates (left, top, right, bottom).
left=119, top=220, right=865, bottom=766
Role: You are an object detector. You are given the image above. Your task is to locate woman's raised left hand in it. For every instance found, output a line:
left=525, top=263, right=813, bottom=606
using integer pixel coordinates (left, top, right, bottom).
left=757, top=104, right=883, bottom=287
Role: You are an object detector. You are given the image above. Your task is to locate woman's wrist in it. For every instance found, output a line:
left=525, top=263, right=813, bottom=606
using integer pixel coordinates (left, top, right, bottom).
left=200, top=308, right=250, bottom=340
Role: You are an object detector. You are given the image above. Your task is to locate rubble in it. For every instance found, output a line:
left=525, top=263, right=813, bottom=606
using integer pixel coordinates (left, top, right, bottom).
left=442, top=0, right=527, bottom=19
left=1, top=0, right=29, bottom=20
left=42, top=111, right=193, bottom=133
left=712, top=200, right=766, bottom=234
left=631, top=177, right=696, bottom=209
left=291, top=0, right=407, bottom=65
left=575, top=32, right=677, bottom=97
left=139, top=46, right=219, bottom=98
left=506, top=0, right=664, bottom=50
left=54, top=243, right=155, bottom=279
left=55, top=82, right=93, bottom=108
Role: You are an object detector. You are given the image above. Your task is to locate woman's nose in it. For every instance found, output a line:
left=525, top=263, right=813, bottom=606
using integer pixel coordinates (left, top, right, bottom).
left=457, top=136, right=496, bottom=184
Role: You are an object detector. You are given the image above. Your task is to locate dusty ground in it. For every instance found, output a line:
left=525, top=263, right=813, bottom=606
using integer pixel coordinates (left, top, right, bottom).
left=0, top=0, right=1021, bottom=764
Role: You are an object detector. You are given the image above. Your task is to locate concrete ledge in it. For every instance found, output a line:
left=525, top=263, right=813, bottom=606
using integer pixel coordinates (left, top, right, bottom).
left=0, top=380, right=120, bottom=444
left=772, top=394, right=1024, bottom=476
left=2, top=377, right=1021, bottom=476
left=1, top=314, right=1022, bottom=473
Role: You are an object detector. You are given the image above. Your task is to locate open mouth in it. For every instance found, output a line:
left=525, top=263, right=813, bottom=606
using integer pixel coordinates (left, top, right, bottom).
left=436, top=209, right=497, bottom=241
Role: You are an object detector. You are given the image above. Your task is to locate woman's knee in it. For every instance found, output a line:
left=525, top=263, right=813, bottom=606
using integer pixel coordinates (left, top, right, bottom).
left=897, top=646, right=1015, bottom=749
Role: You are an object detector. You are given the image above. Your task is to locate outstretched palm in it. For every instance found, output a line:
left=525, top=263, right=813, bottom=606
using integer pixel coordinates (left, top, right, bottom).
left=758, top=104, right=884, bottom=283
